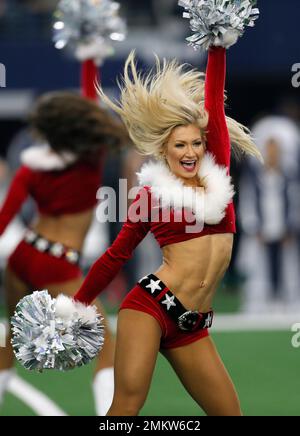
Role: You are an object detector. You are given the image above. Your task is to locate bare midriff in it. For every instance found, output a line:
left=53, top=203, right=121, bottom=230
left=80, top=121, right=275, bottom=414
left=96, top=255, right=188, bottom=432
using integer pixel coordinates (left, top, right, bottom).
left=33, top=209, right=94, bottom=252
left=154, top=233, right=234, bottom=313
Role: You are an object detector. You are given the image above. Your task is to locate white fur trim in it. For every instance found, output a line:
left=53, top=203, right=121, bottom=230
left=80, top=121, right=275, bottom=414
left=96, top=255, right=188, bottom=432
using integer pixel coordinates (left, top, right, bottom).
left=21, top=144, right=77, bottom=171
left=214, top=29, right=239, bottom=49
left=55, top=294, right=99, bottom=324
left=73, top=302, right=99, bottom=324
left=137, top=153, right=234, bottom=225
left=55, top=295, right=76, bottom=320
left=76, top=38, right=114, bottom=65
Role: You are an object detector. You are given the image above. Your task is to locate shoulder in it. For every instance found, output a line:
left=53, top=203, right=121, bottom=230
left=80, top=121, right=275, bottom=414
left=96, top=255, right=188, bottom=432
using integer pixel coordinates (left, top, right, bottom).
left=15, top=164, right=35, bottom=178
left=136, top=160, right=178, bottom=189
left=10, top=165, right=37, bottom=189
left=131, top=186, right=152, bottom=205
left=20, top=144, right=77, bottom=171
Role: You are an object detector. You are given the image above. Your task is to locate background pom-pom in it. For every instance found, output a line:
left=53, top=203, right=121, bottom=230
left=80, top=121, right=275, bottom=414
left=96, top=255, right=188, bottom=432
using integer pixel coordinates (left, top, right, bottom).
left=11, top=290, right=104, bottom=371
left=53, top=0, right=127, bottom=63
left=178, top=0, right=259, bottom=50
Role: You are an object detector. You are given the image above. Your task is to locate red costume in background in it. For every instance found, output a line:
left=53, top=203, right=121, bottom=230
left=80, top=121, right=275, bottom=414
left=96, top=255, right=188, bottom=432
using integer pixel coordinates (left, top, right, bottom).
left=0, top=61, right=103, bottom=288
left=0, top=159, right=103, bottom=287
left=0, top=160, right=102, bottom=231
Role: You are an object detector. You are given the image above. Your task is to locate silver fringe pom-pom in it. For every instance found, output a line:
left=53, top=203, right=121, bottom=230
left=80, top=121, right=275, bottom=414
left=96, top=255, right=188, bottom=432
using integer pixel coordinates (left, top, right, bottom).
left=53, top=0, right=127, bottom=62
left=11, top=291, right=104, bottom=371
left=179, top=0, right=259, bottom=50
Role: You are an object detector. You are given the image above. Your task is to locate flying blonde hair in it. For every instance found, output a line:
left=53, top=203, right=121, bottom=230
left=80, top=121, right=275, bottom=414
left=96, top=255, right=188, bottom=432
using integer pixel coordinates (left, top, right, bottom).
left=98, top=51, right=262, bottom=161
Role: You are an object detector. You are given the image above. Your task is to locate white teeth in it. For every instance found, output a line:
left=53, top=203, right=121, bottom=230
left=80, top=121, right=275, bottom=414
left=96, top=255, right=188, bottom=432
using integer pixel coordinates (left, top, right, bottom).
left=181, top=160, right=196, bottom=166
left=181, top=160, right=197, bottom=170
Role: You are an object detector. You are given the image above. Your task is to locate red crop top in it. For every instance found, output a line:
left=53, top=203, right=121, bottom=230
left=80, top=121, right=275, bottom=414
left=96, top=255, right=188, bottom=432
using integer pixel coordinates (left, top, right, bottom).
left=0, top=160, right=102, bottom=236
left=74, top=47, right=236, bottom=305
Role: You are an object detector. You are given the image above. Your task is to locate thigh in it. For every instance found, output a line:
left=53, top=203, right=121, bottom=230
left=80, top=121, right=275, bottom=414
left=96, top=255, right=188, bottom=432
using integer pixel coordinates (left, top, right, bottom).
left=110, top=309, right=162, bottom=415
left=0, top=267, right=27, bottom=368
left=3, top=266, right=29, bottom=317
left=46, top=277, right=84, bottom=297
left=162, top=336, right=242, bottom=416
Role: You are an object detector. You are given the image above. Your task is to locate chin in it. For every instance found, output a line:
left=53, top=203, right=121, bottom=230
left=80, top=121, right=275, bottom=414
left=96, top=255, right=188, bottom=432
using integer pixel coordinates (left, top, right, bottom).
left=170, top=162, right=200, bottom=181
left=176, top=170, right=198, bottom=181
left=179, top=165, right=200, bottom=179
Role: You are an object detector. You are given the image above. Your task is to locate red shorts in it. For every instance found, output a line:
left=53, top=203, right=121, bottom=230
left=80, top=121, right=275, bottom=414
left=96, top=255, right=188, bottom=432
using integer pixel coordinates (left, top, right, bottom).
left=8, top=240, right=82, bottom=288
left=120, top=284, right=209, bottom=350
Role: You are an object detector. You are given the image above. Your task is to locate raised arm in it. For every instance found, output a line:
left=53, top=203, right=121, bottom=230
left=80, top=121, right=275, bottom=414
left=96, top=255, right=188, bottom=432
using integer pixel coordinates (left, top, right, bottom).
left=205, top=46, right=231, bottom=169
left=74, top=188, right=150, bottom=305
left=81, top=59, right=99, bottom=101
left=0, top=166, right=34, bottom=236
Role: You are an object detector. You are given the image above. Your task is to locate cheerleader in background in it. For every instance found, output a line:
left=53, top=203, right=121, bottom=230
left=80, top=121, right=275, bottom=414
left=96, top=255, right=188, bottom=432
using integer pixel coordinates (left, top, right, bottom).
left=0, top=88, right=127, bottom=415
left=238, top=116, right=300, bottom=312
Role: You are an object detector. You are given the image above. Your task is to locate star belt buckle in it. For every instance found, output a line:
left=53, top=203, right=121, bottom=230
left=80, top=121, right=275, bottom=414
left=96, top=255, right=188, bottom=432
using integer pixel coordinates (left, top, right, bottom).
left=177, top=311, right=203, bottom=332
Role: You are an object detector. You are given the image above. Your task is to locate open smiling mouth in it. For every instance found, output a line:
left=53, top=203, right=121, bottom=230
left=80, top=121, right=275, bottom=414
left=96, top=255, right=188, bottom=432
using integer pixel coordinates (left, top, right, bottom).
left=180, top=160, right=197, bottom=172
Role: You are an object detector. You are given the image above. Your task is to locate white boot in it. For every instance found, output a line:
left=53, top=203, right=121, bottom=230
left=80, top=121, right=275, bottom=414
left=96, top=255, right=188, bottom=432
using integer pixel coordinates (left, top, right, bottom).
left=92, top=367, right=114, bottom=416
left=0, top=369, right=15, bottom=406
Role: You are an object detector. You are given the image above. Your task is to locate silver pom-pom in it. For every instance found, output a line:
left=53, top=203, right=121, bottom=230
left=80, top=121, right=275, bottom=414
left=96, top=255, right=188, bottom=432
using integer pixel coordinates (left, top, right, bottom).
left=179, top=0, right=259, bottom=50
left=11, top=291, right=104, bottom=371
left=53, top=0, right=127, bottom=63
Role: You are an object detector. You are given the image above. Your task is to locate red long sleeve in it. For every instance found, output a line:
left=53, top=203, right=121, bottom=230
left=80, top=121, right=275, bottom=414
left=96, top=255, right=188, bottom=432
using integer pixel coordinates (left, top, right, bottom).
left=205, top=47, right=231, bottom=169
left=0, top=166, right=34, bottom=236
left=74, top=188, right=150, bottom=305
left=81, top=60, right=99, bottom=101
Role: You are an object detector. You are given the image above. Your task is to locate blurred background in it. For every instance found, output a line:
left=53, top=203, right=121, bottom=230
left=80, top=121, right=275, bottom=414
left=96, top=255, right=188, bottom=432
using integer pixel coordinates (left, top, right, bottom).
left=0, top=0, right=300, bottom=416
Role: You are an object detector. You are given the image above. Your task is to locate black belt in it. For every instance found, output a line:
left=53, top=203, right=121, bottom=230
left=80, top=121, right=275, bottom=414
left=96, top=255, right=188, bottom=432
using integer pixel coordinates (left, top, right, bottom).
left=24, top=230, right=81, bottom=266
left=138, top=274, right=213, bottom=332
